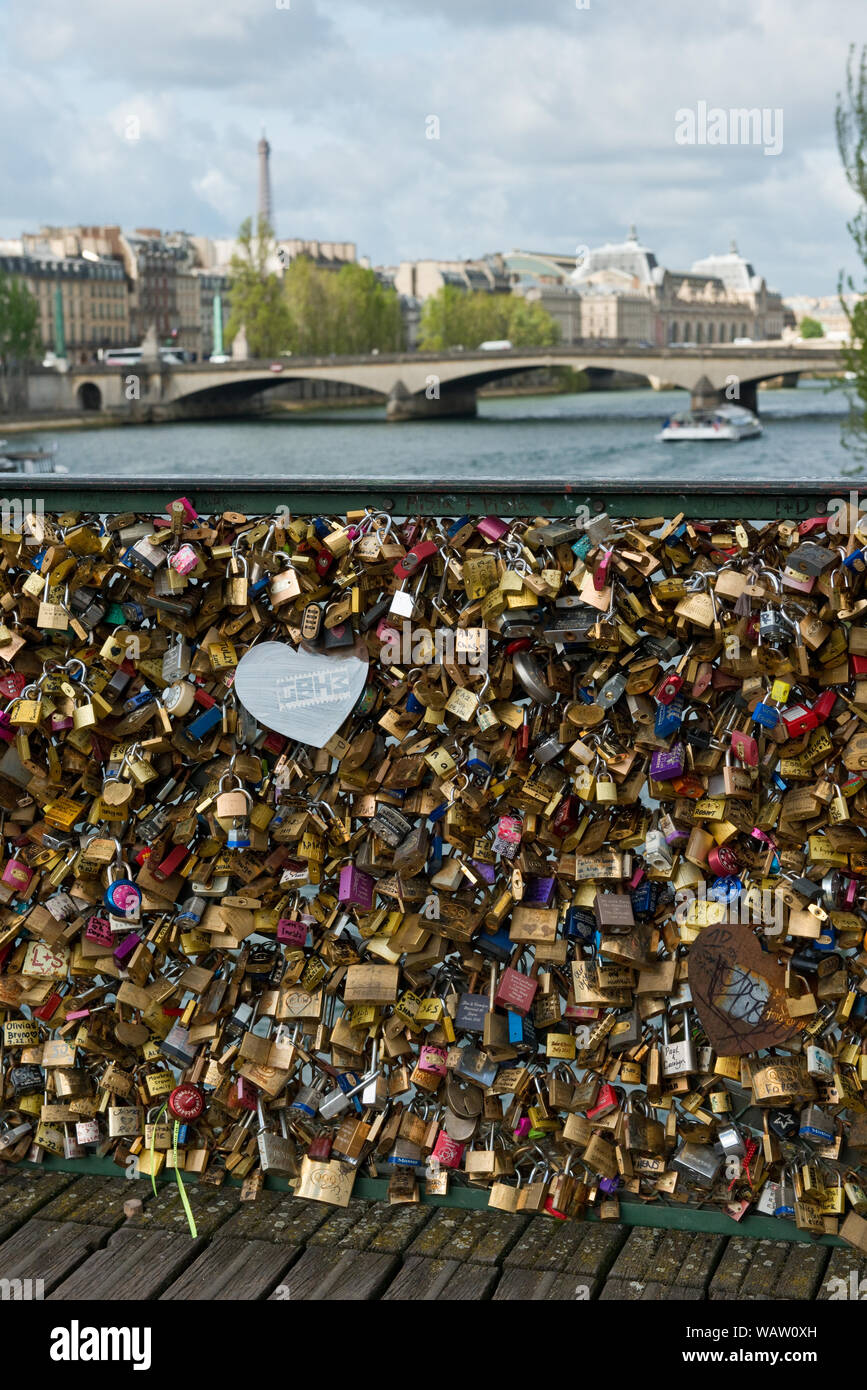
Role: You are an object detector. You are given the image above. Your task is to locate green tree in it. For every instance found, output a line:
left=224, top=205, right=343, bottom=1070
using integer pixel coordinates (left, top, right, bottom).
left=418, top=287, right=559, bottom=350
left=226, top=216, right=292, bottom=358
left=0, top=271, right=40, bottom=413
left=505, top=296, right=561, bottom=347
left=799, top=316, right=824, bottom=339
left=282, top=257, right=404, bottom=355
left=835, top=45, right=867, bottom=463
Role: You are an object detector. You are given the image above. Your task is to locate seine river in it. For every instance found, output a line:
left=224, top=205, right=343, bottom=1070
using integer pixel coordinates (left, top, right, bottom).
left=19, top=379, right=860, bottom=483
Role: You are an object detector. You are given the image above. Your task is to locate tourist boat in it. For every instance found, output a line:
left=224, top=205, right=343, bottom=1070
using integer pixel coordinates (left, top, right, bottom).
left=0, top=441, right=65, bottom=473
left=657, top=404, right=762, bottom=441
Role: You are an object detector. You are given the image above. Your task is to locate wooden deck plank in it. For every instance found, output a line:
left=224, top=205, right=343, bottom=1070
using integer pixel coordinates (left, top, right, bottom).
left=0, top=1171, right=75, bottom=1243
left=160, top=1237, right=302, bottom=1301
left=49, top=1227, right=204, bottom=1301
left=0, top=1218, right=108, bottom=1294
left=382, top=1254, right=498, bottom=1301
left=265, top=1245, right=399, bottom=1300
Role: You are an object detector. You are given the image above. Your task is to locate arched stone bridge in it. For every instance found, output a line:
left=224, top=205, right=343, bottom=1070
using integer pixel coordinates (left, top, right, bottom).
left=32, top=343, right=847, bottom=422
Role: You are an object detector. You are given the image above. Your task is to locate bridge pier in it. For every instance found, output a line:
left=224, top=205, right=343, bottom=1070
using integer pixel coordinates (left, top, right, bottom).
left=690, top=376, right=759, bottom=417
left=386, top=381, right=477, bottom=422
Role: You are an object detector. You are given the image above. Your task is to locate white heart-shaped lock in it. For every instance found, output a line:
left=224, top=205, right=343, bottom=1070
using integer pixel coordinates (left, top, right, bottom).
left=233, top=640, right=369, bottom=748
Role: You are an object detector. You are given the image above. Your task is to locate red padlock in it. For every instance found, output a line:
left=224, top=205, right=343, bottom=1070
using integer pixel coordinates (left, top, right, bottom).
left=798, top=515, right=830, bottom=535
left=654, top=671, right=684, bottom=705
left=515, top=708, right=530, bottom=762
left=315, top=549, right=335, bottom=578
left=393, top=540, right=439, bottom=579
left=168, top=1084, right=204, bottom=1122
left=730, top=729, right=759, bottom=766
left=811, top=690, right=838, bottom=724
left=154, top=845, right=189, bottom=880
left=551, top=794, right=580, bottom=838
left=494, top=966, right=538, bottom=1016
left=780, top=703, right=817, bottom=738
left=707, top=845, right=740, bottom=876
left=587, top=1082, right=618, bottom=1120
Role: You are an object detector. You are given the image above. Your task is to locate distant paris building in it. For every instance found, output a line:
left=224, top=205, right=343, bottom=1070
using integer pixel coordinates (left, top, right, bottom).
left=493, top=228, right=784, bottom=346
left=782, top=293, right=860, bottom=343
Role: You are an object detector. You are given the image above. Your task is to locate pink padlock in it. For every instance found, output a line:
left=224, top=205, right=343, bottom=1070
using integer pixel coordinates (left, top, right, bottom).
left=169, top=544, right=199, bottom=575
left=49, top=712, right=74, bottom=733
left=476, top=515, right=509, bottom=543
left=338, top=864, right=375, bottom=909
left=418, top=1045, right=448, bottom=1075
left=431, top=1130, right=465, bottom=1168
left=85, top=914, right=113, bottom=948
left=513, top=1116, right=531, bottom=1139
left=168, top=496, right=198, bottom=523
left=2, top=859, right=32, bottom=892
left=0, top=711, right=14, bottom=745
left=277, top=918, right=308, bottom=946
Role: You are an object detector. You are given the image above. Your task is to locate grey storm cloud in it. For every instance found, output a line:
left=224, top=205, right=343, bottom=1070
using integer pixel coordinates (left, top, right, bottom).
left=0, top=0, right=864, bottom=294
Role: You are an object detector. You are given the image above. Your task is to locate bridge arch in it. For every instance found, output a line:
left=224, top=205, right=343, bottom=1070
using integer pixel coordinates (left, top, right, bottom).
left=77, top=382, right=102, bottom=412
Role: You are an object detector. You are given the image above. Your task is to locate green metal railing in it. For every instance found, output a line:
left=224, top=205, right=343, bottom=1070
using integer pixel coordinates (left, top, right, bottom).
left=19, top=1155, right=843, bottom=1244
left=0, top=476, right=857, bottom=520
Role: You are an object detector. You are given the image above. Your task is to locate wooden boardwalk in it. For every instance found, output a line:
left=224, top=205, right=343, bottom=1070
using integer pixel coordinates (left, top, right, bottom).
left=0, top=1170, right=857, bottom=1301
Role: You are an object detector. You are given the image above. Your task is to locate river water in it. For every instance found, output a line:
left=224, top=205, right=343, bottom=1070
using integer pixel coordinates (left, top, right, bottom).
left=15, top=380, right=860, bottom=482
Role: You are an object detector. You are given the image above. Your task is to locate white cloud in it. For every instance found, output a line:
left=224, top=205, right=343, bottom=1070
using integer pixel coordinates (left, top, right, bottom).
left=0, top=0, right=864, bottom=292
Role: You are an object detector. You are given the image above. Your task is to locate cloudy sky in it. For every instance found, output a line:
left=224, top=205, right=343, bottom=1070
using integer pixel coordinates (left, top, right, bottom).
left=1, top=0, right=864, bottom=294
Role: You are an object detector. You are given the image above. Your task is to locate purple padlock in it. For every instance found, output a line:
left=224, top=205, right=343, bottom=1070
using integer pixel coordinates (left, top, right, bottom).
left=471, top=861, right=497, bottom=886
left=113, top=931, right=141, bottom=965
left=649, top=742, right=686, bottom=782
left=338, top=864, right=375, bottom=910
left=599, top=1175, right=621, bottom=1194
left=524, top=874, right=556, bottom=906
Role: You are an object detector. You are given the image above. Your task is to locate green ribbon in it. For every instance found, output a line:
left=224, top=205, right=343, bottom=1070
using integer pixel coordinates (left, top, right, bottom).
left=148, top=1101, right=198, bottom=1238
left=173, top=1118, right=198, bottom=1238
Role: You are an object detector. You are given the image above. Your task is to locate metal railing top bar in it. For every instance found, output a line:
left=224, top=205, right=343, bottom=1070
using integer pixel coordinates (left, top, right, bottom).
left=0, top=477, right=858, bottom=520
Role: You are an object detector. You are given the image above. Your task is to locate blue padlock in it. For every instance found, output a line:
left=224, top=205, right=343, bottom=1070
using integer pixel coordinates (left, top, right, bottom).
left=466, top=745, right=491, bottom=776
left=446, top=515, right=471, bottom=539
left=427, top=833, right=444, bottom=875
left=104, top=875, right=143, bottom=922
left=472, top=924, right=513, bottom=962
left=508, top=1011, right=525, bottom=1045
left=572, top=535, right=592, bottom=560
left=565, top=906, right=596, bottom=940
left=187, top=704, right=223, bottom=741
left=707, top=875, right=742, bottom=904
left=654, top=696, right=684, bottom=738
left=406, top=691, right=424, bottom=714
left=751, top=699, right=780, bottom=728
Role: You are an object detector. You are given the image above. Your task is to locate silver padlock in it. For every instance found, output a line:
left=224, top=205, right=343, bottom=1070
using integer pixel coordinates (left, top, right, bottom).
left=661, top=1005, right=697, bottom=1077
